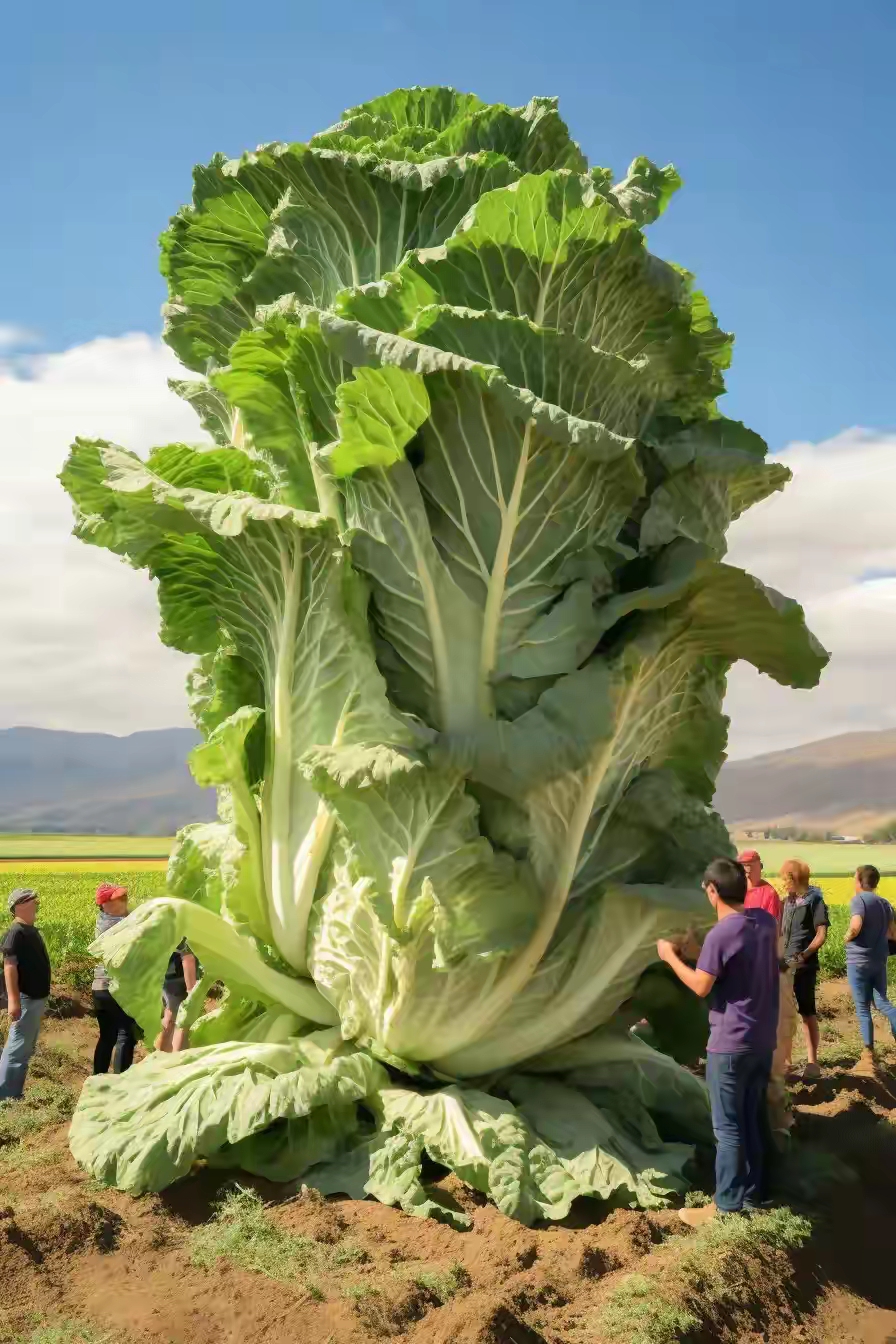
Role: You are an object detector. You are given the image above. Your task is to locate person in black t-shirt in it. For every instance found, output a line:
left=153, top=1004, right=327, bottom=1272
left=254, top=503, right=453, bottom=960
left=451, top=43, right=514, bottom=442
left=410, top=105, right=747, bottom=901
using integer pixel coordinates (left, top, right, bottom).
left=0, top=888, right=52, bottom=1100
left=780, top=859, right=829, bottom=1080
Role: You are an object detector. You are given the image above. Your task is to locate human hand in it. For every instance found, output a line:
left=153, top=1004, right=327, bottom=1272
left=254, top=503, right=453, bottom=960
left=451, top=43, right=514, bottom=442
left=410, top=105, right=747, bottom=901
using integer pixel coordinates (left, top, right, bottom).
left=7, top=1000, right=21, bottom=1023
left=656, top=938, right=677, bottom=964
left=677, top=928, right=703, bottom=961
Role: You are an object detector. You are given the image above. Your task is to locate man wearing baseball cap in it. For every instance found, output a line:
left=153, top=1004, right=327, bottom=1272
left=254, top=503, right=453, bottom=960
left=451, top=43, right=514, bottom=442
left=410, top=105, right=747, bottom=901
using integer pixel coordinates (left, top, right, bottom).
left=0, top=889, right=51, bottom=1099
left=738, top=850, right=782, bottom=923
left=92, top=884, right=139, bottom=1074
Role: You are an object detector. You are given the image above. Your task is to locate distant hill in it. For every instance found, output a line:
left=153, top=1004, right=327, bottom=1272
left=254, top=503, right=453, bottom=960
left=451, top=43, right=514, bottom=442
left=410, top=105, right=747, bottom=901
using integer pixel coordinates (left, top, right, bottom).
left=3, top=724, right=895, bottom=842
left=715, top=729, right=896, bottom=837
left=0, top=727, right=214, bottom=835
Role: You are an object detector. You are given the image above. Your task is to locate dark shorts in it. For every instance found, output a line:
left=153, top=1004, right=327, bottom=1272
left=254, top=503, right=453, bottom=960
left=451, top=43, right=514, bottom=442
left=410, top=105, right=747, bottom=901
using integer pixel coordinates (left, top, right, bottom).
left=162, top=981, right=187, bottom=1014
left=793, top=964, right=818, bottom=1018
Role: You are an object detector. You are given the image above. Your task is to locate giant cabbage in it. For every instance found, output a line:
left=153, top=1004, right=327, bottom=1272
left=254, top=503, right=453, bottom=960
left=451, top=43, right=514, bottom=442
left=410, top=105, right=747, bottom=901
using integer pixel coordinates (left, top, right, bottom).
left=60, top=87, right=827, bottom=1222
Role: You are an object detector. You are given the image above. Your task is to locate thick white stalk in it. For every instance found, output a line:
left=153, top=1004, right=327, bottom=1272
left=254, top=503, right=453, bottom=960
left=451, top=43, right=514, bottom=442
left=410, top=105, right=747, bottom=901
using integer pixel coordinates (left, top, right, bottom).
left=477, top=421, right=533, bottom=717
left=228, top=773, right=267, bottom=931
left=263, top=542, right=305, bottom=970
left=289, top=802, right=337, bottom=975
left=310, top=454, right=345, bottom=530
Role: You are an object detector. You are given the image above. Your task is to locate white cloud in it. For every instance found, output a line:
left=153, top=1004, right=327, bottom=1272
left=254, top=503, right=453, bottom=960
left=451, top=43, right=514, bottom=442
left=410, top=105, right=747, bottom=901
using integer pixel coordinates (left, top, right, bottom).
left=0, top=324, right=39, bottom=352
left=723, top=429, right=896, bottom=760
left=0, top=334, right=204, bottom=734
left=1, top=335, right=894, bottom=759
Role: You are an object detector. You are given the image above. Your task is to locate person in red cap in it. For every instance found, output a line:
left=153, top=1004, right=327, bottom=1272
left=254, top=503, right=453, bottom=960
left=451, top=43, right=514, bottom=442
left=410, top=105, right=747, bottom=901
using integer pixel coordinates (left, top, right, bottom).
left=739, top=850, right=782, bottom=924
left=738, top=849, right=794, bottom=1138
left=91, top=884, right=139, bottom=1074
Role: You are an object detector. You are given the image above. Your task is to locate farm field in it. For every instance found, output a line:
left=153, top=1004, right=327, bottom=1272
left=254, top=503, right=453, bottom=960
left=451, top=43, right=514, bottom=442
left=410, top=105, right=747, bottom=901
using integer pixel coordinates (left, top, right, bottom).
left=0, top=870, right=168, bottom=990
left=0, top=833, right=172, bottom=861
left=732, top=840, right=896, bottom=875
left=0, top=864, right=879, bottom=994
left=799, top=875, right=896, bottom=906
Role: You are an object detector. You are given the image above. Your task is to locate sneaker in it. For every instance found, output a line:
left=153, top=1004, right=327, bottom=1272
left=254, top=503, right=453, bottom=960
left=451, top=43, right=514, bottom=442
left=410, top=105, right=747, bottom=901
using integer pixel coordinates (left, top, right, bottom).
left=801, top=1062, right=822, bottom=1080
left=678, top=1202, right=718, bottom=1228
left=742, top=1198, right=775, bottom=1212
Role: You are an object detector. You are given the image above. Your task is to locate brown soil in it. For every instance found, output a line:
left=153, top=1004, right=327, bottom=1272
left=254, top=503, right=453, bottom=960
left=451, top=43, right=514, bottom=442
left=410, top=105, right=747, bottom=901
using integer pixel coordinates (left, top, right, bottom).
left=0, top=981, right=895, bottom=1343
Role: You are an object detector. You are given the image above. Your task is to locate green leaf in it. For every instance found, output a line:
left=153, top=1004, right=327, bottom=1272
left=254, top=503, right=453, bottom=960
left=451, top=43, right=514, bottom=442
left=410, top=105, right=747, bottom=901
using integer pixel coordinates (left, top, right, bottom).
left=61, top=437, right=414, bottom=972
left=89, top=897, right=338, bottom=1039
left=167, top=821, right=250, bottom=915
left=504, top=1075, right=693, bottom=1211
left=435, top=883, right=709, bottom=1077
left=302, top=744, right=541, bottom=963
left=526, top=1027, right=713, bottom=1145
left=161, top=141, right=519, bottom=371
left=330, top=366, right=430, bottom=476
left=321, top=314, right=644, bottom=730
left=309, top=1125, right=471, bottom=1229
left=168, top=378, right=235, bottom=445
left=340, top=172, right=730, bottom=416
left=209, top=1103, right=362, bottom=1183
left=308, top=852, right=527, bottom=1063
left=609, top=157, right=682, bottom=225
left=312, top=1076, right=692, bottom=1225
left=188, top=990, right=306, bottom=1048
left=186, top=709, right=269, bottom=941
left=640, top=418, right=792, bottom=554
left=69, top=1030, right=386, bottom=1193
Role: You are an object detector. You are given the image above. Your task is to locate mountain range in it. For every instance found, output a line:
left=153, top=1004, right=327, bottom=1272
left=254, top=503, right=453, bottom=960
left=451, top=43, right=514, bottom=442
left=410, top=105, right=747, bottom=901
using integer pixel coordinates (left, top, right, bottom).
left=714, top=729, right=896, bottom=837
left=1, top=725, right=894, bottom=838
left=0, top=726, right=213, bottom=835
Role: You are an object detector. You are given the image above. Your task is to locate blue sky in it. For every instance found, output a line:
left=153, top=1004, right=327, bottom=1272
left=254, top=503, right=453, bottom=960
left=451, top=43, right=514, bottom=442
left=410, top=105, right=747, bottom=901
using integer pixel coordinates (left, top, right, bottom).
left=4, top=0, right=894, bottom=451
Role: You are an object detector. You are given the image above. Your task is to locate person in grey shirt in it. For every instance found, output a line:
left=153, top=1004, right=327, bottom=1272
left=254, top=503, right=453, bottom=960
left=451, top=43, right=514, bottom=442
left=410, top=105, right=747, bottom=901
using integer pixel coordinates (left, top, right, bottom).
left=844, top=864, right=896, bottom=1076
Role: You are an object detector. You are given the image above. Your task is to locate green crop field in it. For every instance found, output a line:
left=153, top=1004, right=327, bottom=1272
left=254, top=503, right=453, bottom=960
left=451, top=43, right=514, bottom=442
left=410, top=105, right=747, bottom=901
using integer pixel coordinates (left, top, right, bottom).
left=0, top=869, right=169, bottom=990
left=732, top=840, right=896, bottom=876
left=0, top=833, right=172, bottom=868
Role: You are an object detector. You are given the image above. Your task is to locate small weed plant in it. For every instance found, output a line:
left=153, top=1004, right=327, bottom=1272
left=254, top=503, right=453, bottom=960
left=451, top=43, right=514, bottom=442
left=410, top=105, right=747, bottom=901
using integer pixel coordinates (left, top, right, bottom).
left=190, top=1186, right=319, bottom=1281
left=13, top=1324, right=116, bottom=1344
left=411, top=1261, right=471, bottom=1303
left=190, top=1185, right=372, bottom=1295
left=601, top=1274, right=699, bottom=1344
left=0, top=1080, right=76, bottom=1146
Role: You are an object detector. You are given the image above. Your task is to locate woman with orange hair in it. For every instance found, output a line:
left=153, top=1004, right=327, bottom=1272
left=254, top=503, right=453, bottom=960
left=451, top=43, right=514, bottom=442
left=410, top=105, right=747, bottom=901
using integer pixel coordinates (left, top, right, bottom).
left=780, top=859, right=829, bottom=1079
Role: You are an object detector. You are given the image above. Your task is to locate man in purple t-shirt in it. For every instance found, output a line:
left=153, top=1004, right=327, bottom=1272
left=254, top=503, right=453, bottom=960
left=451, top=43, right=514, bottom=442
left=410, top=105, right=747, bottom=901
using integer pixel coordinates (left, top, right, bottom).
left=657, top=856, right=779, bottom=1226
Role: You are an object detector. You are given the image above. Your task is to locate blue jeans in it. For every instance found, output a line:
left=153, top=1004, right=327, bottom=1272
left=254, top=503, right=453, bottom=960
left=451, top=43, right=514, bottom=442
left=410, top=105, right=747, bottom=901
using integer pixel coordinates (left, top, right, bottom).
left=0, top=994, right=47, bottom=1099
left=846, top=961, right=896, bottom=1049
left=706, top=1051, right=772, bottom=1212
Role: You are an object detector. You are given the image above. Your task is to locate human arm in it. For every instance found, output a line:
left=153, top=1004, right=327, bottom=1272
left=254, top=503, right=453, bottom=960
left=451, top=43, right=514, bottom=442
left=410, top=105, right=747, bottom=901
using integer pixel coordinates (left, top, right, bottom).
left=844, top=917, right=863, bottom=945
left=793, top=897, right=829, bottom=963
left=656, top=939, right=716, bottom=998
left=844, top=894, right=864, bottom=946
left=797, top=925, right=828, bottom=961
left=3, top=961, right=21, bottom=1021
left=181, top=952, right=198, bottom=992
